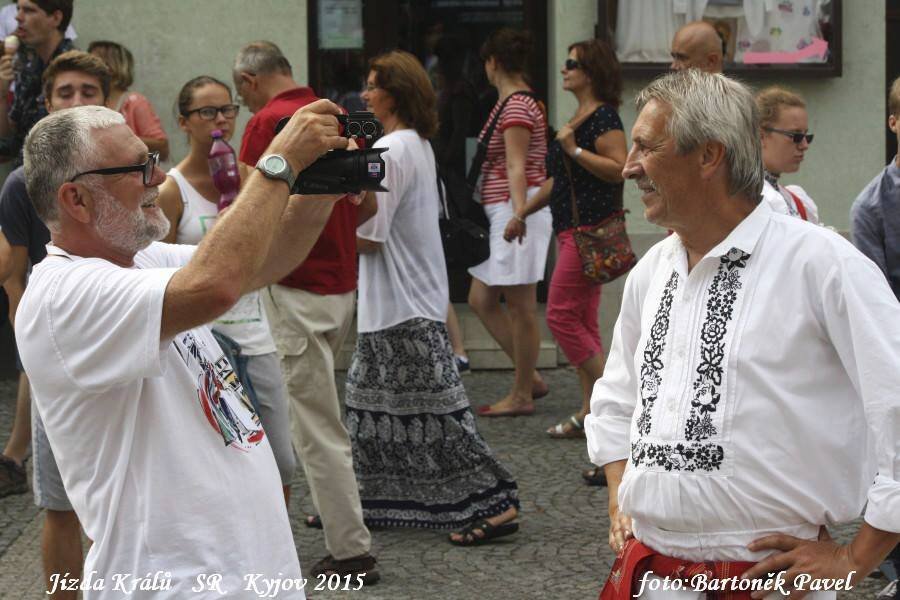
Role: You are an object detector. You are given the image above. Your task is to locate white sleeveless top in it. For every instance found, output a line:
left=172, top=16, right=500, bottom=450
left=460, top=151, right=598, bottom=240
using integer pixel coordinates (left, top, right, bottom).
left=167, top=168, right=276, bottom=355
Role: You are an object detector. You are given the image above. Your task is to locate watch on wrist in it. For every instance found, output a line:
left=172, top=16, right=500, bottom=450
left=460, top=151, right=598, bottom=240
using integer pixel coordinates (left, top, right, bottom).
left=255, top=154, right=296, bottom=190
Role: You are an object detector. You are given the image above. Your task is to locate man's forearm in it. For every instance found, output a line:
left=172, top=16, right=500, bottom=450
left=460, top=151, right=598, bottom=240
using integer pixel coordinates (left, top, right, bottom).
left=185, top=171, right=290, bottom=303
left=604, top=459, right=627, bottom=513
left=247, top=194, right=341, bottom=290
left=849, top=522, right=900, bottom=581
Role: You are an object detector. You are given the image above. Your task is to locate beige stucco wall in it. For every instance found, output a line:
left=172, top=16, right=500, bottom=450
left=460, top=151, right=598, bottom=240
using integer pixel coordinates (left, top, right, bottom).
left=71, top=0, right=310, bottom=166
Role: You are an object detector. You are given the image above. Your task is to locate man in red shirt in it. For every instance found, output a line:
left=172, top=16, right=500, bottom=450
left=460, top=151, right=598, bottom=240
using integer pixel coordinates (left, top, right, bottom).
left=233, top=40, right=378, bottom=584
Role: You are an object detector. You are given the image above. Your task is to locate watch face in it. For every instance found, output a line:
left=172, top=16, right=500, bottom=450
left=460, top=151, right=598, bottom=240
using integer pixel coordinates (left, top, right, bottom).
left=263, top=155, right=287, bottom=174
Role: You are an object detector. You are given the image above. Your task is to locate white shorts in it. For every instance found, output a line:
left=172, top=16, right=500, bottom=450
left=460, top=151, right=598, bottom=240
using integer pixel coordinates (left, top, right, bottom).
left=468, top=187, right=552, bottom=287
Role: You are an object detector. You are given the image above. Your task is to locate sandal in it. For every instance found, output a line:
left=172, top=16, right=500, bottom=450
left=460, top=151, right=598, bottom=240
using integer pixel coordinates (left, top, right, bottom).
left=546, top=414, right=585, bottom=439
left=449, top=520, right=519, bottom=546
left=582, top=466, right=607, bottom=487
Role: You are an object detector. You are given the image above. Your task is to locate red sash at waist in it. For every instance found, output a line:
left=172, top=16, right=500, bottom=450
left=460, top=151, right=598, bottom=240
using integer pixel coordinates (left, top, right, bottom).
left=599, top=539, right=756, bottom=599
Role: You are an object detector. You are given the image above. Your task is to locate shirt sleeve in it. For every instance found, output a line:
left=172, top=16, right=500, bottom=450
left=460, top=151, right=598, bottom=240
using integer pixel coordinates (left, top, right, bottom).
left=357, top=138, right=406, bottom=243
left=498, top=96, right=536, bottom=133
left=238, top=114, right=274, bottom=165
left=0, top=168, right=34, bottom=248
left=121, top=93, right=167, bottom=140
left=585, top=262, right=645, bottom=467
left=850, top=195, right=888, bottom=278
left=820, top=254, right=900, bottom=532
left=32, top=261, right=178, bottom=393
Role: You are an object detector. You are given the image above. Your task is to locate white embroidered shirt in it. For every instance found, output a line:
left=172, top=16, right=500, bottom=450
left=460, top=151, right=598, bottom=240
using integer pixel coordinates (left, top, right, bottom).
left=586, top=201, right=900, bottom=561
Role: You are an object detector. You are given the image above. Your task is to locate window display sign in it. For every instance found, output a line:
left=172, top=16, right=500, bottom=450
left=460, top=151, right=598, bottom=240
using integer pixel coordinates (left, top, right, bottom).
left=318, top=0, right=364, bottom=50
left=597, top=0, right=842, bottom=77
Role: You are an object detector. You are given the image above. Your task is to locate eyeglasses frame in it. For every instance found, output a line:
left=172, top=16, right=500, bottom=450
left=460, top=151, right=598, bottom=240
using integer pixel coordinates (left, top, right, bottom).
left=763, top=127, right=814, bottom=145
left=181, top=104, right=241, bottom=120
left=69, top=151, right=161, bottom=187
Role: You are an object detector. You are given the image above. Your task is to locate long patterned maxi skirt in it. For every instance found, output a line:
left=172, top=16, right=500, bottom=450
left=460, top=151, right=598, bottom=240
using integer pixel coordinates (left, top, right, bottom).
left=345, top=317, right=519, bottom=529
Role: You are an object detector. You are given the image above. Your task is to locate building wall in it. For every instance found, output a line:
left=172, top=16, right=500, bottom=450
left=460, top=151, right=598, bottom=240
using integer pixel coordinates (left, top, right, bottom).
left=71, top=1, right=310, bottom=165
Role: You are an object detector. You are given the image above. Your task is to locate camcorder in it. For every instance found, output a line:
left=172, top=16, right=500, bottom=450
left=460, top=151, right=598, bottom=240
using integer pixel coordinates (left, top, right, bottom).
left=274, top=111, right=388, bottom=195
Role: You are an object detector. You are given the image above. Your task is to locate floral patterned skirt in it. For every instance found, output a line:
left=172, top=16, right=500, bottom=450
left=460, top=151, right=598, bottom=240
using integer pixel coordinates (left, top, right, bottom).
left=345, top=318, right=519, bottom=529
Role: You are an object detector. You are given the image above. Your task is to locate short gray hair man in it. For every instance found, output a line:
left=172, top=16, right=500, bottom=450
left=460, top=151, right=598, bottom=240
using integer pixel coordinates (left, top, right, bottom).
left=24, top=105, right=124, bottom=233
left=635, top=69, right=763, bottom=203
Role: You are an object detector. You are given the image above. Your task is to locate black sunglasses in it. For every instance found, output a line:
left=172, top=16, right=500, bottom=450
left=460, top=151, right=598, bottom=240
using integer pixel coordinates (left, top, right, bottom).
left=763, top=127, right=814, bottom=145
left=182, top=104, right=240, bottom=120
left=69, top=151, right=160, bottom=187
left=564, top=58, right=581, bottom=71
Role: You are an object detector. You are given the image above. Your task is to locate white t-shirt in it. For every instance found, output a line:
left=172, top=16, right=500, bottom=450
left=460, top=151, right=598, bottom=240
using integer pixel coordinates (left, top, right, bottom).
left=16, top=242, right=303, bottom=599
left=356, top=129, right=449, bottom=333
left=761, top=179, right=820, bottom=224
left=167, top=168, right=276, bottom=355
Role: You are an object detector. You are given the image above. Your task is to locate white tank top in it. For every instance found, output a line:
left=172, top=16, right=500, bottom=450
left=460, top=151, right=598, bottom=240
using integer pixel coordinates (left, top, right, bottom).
left=167, top=167, right=275, bottom=355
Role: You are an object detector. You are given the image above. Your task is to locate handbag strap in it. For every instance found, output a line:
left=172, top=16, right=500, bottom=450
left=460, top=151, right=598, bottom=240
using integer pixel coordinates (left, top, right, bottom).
left=466, top=91, right=538, bottom=190
left=561, top=154, right=582, bottom=228
left=432, top=144, right=450, bottom=220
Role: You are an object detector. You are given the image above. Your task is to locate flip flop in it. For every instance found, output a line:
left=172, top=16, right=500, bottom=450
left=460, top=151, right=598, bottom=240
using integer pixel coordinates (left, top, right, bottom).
left=546, top=414, right=585, bottom=439
left=582, top=466, right=607, bottom=487
left=449, top=520, right=519, bottom=546
left=476, top=404, right=535, bottom=417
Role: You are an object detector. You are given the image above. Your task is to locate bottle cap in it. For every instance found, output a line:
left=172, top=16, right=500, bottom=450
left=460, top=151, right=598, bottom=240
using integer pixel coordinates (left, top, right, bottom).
left=211, top=129, right=223, bottom=139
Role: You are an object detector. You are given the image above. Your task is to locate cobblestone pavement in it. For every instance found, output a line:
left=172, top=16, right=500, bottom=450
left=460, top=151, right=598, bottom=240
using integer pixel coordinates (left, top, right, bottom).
left=0, top=372, right=890, bottom=598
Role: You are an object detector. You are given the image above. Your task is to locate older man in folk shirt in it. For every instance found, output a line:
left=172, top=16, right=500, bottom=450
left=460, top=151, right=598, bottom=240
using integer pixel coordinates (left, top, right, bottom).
left=587, top=70, right=899, bottom=599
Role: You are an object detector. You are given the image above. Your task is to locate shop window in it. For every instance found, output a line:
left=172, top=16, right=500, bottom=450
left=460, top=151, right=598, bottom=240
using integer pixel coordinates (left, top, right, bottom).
left=596, top=0, right=842, bottom=77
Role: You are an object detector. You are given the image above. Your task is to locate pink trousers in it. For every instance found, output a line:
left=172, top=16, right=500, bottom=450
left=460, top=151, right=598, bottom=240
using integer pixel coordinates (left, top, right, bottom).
left=546, top=229, right=603, bottom=367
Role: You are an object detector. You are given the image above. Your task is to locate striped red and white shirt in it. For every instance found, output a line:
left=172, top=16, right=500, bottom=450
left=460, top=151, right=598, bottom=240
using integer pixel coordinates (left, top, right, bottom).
left=478, top=93, right=548, bottom=205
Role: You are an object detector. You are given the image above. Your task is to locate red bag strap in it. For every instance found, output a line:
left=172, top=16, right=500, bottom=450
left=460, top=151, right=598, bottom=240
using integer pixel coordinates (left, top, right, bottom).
left=786, top=189, right=808, bottom=221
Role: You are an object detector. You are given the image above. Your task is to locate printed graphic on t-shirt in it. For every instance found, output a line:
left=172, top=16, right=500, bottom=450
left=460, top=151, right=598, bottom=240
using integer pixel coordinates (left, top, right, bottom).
left=173, top=331, right=265, bottom=451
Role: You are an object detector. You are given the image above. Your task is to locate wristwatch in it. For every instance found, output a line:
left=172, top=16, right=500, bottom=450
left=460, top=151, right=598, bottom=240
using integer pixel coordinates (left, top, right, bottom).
left=255, top=154, right=296, bottom=190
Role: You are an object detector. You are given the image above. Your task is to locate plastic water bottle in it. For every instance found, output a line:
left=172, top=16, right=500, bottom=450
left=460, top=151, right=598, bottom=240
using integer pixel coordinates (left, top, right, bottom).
left=208, top=129, right=240, bottom=211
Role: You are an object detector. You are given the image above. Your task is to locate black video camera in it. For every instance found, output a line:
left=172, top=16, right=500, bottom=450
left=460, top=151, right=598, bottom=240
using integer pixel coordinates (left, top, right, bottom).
left=274, top=112, right=387, bottom=195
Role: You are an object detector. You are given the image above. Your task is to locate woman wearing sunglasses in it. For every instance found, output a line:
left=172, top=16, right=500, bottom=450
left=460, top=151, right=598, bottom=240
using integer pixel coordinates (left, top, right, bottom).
left=504, top=40, right=626, bottom=459
left=757, top=86, right=820, bottom=224
left=156, top=76, right=296, bottom=504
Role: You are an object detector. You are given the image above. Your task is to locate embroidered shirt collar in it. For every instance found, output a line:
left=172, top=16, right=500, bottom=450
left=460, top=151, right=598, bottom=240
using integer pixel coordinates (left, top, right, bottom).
left=668, top=201, right=772, bottom=272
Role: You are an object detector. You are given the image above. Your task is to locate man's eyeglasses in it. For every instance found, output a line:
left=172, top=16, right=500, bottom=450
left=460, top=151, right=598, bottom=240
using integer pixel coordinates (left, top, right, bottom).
left=182, top=104, right=240, bottom=120
left=763, top=127, right=814, bottom=145
left=69, top=151, right=160, bottom=187
left=564, top=59, right=581, bottom=71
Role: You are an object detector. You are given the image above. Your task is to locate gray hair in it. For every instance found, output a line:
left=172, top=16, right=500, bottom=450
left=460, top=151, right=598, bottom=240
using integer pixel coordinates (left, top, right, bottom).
left=23, top=105, right=125, bottom=233
left=635, top=69, right=763, bottom=202
left=233, top=41, right=292, bottom=78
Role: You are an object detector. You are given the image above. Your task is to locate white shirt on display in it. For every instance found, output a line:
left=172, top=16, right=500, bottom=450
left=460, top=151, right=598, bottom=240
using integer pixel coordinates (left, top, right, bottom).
left=356, top=128, right=449, bottom=333
left=16, top=242, right=303, bottom=599
left=585, top=201, right=900, bottom=563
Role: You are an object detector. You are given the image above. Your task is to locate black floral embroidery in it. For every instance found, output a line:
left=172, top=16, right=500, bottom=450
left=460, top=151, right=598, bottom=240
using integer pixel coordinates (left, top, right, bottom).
left=684, top=248, right=751, bottom=442
left=631, top=439, right=725, bottom=471
left=636, top=271, right=679, bottom=436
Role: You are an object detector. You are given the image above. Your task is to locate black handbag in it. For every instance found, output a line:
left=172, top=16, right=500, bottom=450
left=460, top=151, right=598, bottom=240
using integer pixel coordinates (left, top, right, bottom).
left=436, top=91, right=540, bottom=270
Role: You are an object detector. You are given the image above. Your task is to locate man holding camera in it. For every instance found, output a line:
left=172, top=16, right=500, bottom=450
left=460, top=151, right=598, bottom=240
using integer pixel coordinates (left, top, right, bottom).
left=233, top=40, right=378, bottom=582
left=17, top=100, right=350, bottom=598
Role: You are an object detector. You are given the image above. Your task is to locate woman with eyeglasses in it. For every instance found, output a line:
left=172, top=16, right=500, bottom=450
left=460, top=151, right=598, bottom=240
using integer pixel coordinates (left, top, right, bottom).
left=88, top=40, right=169, bottom=161
left=157, top=76, right=296, bottom=505
left=468, top=27, right=552, bottom=418
left=757, top=87, right=820, bottom=224
left=504, top=39, right=626, bottom=486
